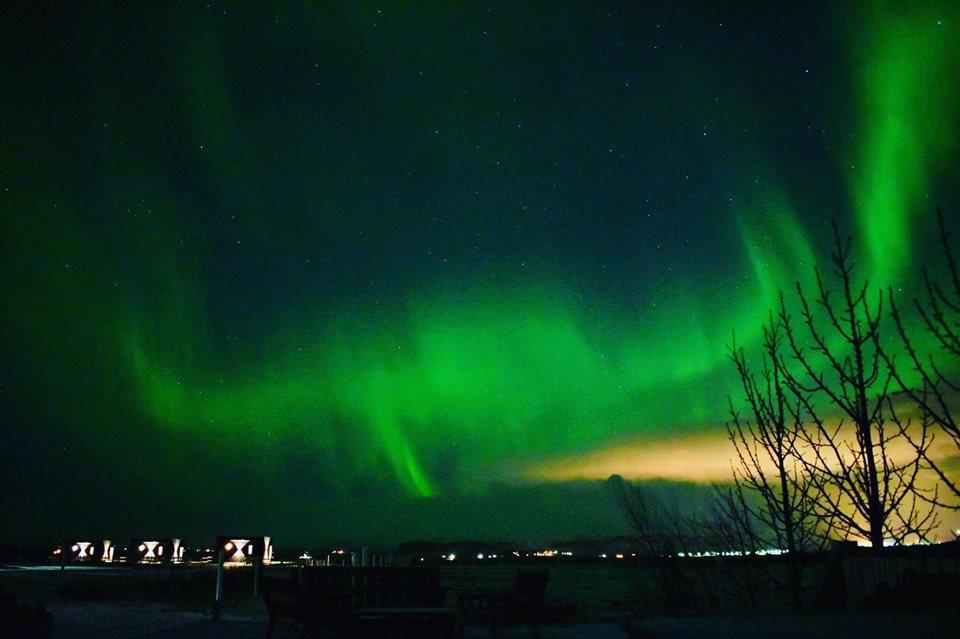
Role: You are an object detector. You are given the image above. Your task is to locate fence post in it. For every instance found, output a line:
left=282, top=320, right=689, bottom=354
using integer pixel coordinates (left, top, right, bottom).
left=254, top=555, right=261, bottom=597
left=213, top=548, right=225, bottom=622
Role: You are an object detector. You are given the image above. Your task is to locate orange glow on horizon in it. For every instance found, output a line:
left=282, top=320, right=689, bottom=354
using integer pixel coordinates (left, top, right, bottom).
left=518, top=420, right=960, bottom=540
left=523, top=428, right=737, bottom=483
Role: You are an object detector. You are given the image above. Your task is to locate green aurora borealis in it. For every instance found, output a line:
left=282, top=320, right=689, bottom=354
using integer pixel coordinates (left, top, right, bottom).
left=2, top=2, right=959, bottom=544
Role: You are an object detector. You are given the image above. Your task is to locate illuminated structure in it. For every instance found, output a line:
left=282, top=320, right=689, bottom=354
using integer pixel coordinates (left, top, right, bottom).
left=58, top=540, right=114, bottom=564
left=216, top=536, right=272, bottom=564
left=211, top=535, right=273, bottom=621
left=130, top=538, right=184, bottom=564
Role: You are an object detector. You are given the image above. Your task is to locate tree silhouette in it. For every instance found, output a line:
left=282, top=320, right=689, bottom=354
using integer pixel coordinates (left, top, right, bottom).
left=886, top=208, right=960, bottom=505
left=723, top=319, right=826, bottom=609
left=777, top=223, right=937, bottom=547
left=613, top=477, right=719, bottom=611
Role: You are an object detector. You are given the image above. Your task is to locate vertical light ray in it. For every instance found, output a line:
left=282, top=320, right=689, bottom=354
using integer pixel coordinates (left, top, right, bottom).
left=851, top=6, right=959, bottom=286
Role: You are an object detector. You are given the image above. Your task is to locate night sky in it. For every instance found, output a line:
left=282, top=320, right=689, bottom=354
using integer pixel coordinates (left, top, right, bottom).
left=2, top=2, right=958, bottom=547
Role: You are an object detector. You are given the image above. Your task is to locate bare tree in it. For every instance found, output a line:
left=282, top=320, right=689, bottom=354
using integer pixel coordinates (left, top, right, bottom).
left=723, top=320, right=826, bottom=609
left=886, top=208, right=960, bottom=504
left=777, top=222, right=937, bottom=547
left=613, top=477, right=720, bottom=611
left=614, top=476, right=671, bottom=558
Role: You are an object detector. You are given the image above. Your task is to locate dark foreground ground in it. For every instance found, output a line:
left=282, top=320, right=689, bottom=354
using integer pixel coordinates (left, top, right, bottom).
left=2, top=563, right=958, bottom=638
left=33, top=607, right=960, bottom=639
left=131, top=619, right=626, bottom=638
left=627, top=610, right=960, bottom=639
left=120, top=612, right=960, bottom=639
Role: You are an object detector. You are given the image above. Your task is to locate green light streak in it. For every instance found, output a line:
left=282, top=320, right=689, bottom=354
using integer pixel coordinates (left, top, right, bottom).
left=851, top=5, right=959, bottom=287
left=123, top=261, right=812, bottom=496
left=737, top=195, right=817, bottom=309
left=4, top=3, right=957, bottom=504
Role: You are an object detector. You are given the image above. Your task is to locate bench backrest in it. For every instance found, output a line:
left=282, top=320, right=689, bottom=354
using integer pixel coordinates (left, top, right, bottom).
left=296, top=566, right=444, bottom=608
left=260, top=568, right=302, bottom=627
left=512, top=568, right=548, bottom=605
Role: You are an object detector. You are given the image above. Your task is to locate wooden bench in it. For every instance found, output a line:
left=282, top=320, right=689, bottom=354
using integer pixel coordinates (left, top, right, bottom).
left=261, top=566, right=450, bottom=638
left=456, top=568, right=549, bottom=639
